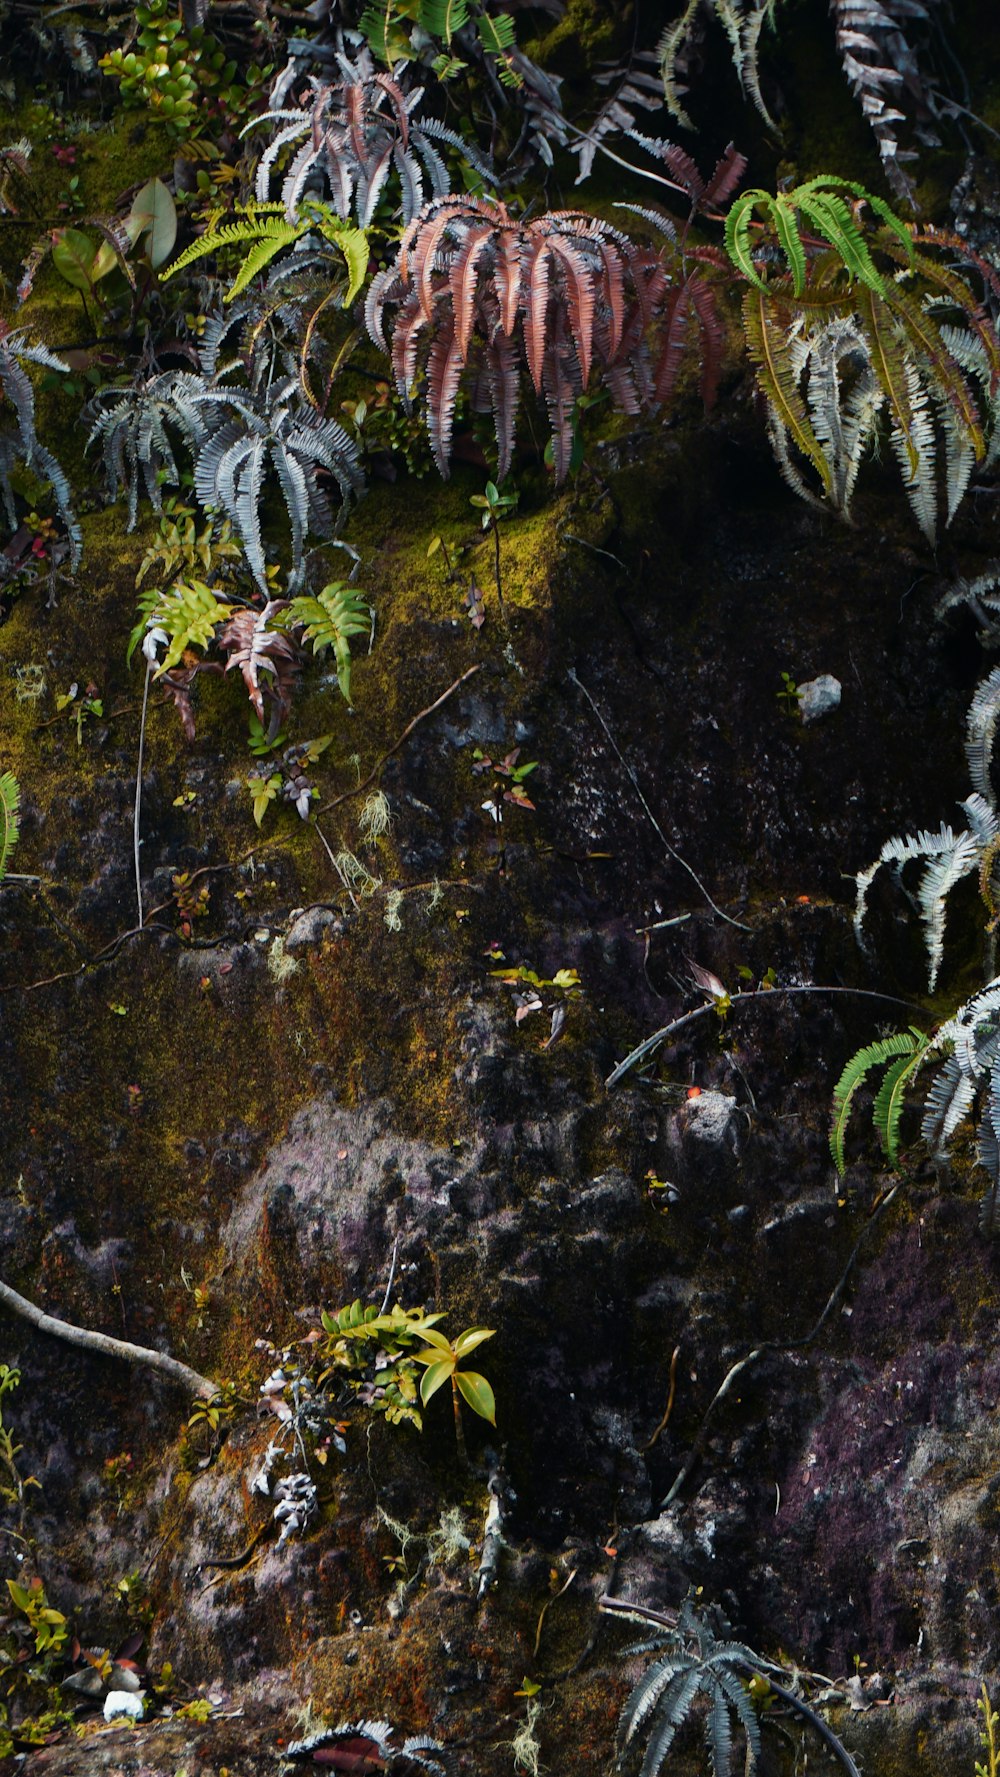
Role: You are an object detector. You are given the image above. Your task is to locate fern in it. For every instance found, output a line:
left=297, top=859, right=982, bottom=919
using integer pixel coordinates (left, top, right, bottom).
left=284, top=582, right=372, bottom=703
left=605, top=1593, right=861, bottom=1777
left=966, top=667, right=1000, bottom=807
left=285, top=1719, right=445, bottom=1773
left=615, top=1598, right=762, bottom=1777
left=367, top=194, right=657, bottom=482
left=658, top=0, right=781, bottom=131
left=738, top=229, right=999, bottom=540
left=724, top=178, right=912, bottom=298
left=831, top=0, right=945, bottom=205
left=557, top=48, right=661, bottom=184
left=183, top=377, right=363, bottom=592
left=656, top=0, right=945, bottom=199
left=0, top=772, right=20, bottom=884
left=0, top=323, right=81, bottom=568
left=218, top=601, right=302, bottom=736
left=85, top=373, right=203, bottom=531
left=854, top=799, right=996, bottom=992
left=138, top=580, right=233, bottom=677
left=247, top=51, right=494, bottom=231
left=830, top=1027, right=931, bottom=1174
left=163, top=204, right=370, bottom=309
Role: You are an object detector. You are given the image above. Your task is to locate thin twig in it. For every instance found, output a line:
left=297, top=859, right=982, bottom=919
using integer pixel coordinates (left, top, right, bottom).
left=560, top=531, right=630, bottom=572
left=606, top=985, right=929, bottom=1088
left=642, top=1344, right=680, bottom=1451
left=533, top=1568, right=577, bottom=1659
left=379, top=1235, right=400, bottom=1314
left=0, top=1277, right=218, bottom=1399
left=568, top=669, right=749, bottom=931
left=660, top=1182, right=902, bottom=1505
left=316, top=664, right=481, bottom=818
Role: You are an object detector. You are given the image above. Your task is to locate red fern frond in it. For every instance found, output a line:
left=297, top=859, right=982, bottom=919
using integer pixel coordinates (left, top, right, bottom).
left=702, top=144, right=748, bottom=210
left=549, top=235, right=596, bottom=387
left=425, top=310, right=464, bottom=475
left=522, top=236, right=553, bottom=394
left=450, top=226, right=495, bottom=360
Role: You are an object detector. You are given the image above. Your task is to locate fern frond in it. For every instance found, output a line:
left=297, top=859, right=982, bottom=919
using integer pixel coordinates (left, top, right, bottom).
left=146, top=580, right=233, bottom=676
left=636, top=1669, right=702, bottom=1777
left=855, top=819, right=984, bottom=987
left=871, top=1036, right=933, bottom=1165
left=830, top=1028, right=927, bottom=1174
left=0, top=772, right=20, bottom=883
left=419, top=0, right=469, bottom=42
left=966, top=667, right=1000, bottom=810
left=741, top=290, right=832, bottom=494
left=284, top=583, right=371, bottom=702
left=920, top=1052, right=975, bottom=1161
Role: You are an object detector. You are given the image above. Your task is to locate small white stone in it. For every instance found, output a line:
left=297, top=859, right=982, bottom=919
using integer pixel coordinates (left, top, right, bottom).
left=797, top=674, right=842, bottom=723
left=104, top=1690, right=143, bottom=1722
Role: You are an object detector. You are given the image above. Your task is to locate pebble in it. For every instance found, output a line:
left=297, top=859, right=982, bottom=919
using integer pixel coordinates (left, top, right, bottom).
left=797, top=674, right=842, bottom=723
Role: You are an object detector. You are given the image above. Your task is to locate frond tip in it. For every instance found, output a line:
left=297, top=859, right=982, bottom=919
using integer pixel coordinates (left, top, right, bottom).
left=0, top=771, right=20, bottom=883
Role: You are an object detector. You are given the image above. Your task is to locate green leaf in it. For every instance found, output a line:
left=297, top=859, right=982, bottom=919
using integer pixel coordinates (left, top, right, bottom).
left=51, top=228, right=98, bottom=292
left=250, top=773, right=281, bottom=828
left=455, top=1369, right=496, bottom=1424
left=6, top=1580, right=30, bottom=1611
left=419, top=0, right=469, bottom=44
left=771, top=194, right=807, bottom=297
left=453, top=1326, right=495, bottom=1358
left=412, top=1327, right=454, bottom=1358
left=550, top=968, right=580, bottom=990
left=225, top=221, right=303, bottom=300
left=419, top=1359, right=454, bottom=1405
left=127, top=177, right=177, bottom=269
left=724, top=193, right=766, bottom=290
left=872, top=1035, right=931, bottom=1164
left=148, top=580, right=231, bottom=675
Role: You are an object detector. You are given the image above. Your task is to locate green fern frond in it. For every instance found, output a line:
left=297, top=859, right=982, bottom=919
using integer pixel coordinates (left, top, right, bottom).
left=359, top=0, right=409, bottom=65
left=871, top=1036, right=933, bottom=1165
left=477, top=11, right=520, bottom=84
left=656, top=0, right=700, bottom=129
left=163, top=205, right=370, bottom=311
left=830, top=1027, right=928, bottom=1175
left=162, top=210, right=295, bottom=282
left=419, top=0, right=469, bottom=43
left=304, top=209, right=371, bottom=309
left=284, top=583, right=371, bottom=702
left=725, top=180, right=905, bottom=299
left=742, top=290, right=832, bottom=494
left=0, top=771, right=20, bottom=883
left=147, top=580, right=233, bottom=676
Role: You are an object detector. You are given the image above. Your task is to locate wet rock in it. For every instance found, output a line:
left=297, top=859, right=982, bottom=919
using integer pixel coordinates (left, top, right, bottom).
left=797, top=673, right=842, bottom=722
left=285, top=906, right=340, bottom=952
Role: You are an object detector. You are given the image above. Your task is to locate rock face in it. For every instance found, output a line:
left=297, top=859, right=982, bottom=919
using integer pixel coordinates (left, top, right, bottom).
left=3, top=37, right=1000, bottom=1776
left=3, top=442, right=998, bottom=1771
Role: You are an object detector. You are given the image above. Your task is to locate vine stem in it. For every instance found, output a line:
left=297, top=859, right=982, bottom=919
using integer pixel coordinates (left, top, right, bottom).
left=0, top=1277, right=218, bottom=1400
left=606, top=985, right=928, bottom=1087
